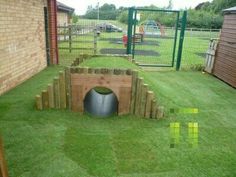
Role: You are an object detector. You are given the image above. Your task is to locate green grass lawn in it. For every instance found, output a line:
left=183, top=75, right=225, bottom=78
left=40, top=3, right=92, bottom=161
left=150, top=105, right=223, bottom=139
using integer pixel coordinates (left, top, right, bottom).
left=0, top=57, right=236, bottom=177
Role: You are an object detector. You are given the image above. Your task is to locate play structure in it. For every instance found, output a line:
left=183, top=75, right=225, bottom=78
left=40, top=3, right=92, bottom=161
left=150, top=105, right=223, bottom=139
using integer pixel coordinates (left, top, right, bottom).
left=35, top=55, right=164, bottom=119
left=143, top=20, right=161, bottom=36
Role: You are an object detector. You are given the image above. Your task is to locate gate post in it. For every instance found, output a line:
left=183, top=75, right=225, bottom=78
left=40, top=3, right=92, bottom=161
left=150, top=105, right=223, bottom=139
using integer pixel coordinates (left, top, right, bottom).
left=127, top=7, right=134, bottom=54
left=176, top=11, right=187, bottom=71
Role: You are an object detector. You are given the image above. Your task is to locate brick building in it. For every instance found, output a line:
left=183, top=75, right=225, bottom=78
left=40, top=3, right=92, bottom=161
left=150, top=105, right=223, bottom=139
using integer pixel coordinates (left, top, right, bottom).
left=57, top=1, right=74, bottom=26
left=0, top=0, right=58, bottom=95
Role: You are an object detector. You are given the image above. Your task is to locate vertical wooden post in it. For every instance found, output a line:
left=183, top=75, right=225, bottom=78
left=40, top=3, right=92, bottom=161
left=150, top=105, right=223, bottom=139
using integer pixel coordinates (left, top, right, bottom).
left=69, top=25, right=72, bottom=53
left=157, top=106, right=165, bottom=119
left=63, top=25, right=66, bottom=41
left=130, top=70, right=138, bottom=114
left=48, top=84, right=54, bottom=108
left=139, top=84, right=148, bottom=116
left=113, top=69, right=121, bottom=75
left=83, top=67, right=89, bottom=74
left=42, top=90, right=49, bottom=109
left=107, top=69, right=114, bottom=75
left=88, top=68, right=95, bottom=74
left=151, top=99, right=157, bottom=119
left=101, top=68, right=107, bottom=74
left=35, top=95, right=43, bottom=110
left=94, top=29, right=97, bottom=54
left=134, top=77, right=143, bottom=116
left=0, top=137, right=8, bottom=177
left=95, top=68, right=101, bottom=74
left=76, top=67, right=82, bottom=73
left=120, top=69, right=127, bottom=75
left=126, top=69, right=132, bottom=75
left=145, top=91, right=154, bottom=118
left=59, top=71, right=66, bottom=109
left=79, top=58, right=84, bottom=64
left=70, top=67, right=76, bottom=74
left=53, top=77, right=60, bottom=109
left=65, top=67, right=72, bottom=109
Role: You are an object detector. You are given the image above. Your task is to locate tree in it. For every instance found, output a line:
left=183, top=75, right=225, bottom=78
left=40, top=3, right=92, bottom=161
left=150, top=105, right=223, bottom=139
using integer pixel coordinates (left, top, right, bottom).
left=83, top=3, right=119, bottom=20
left=195, top=0, right=236, bottom=13
left=118, top=11, right=128, bottom=24
left=212, top=0, right=236, bottom=13
left=100, top=3, right=116, bottom=11
left=72, top=13, right=79, bottom=24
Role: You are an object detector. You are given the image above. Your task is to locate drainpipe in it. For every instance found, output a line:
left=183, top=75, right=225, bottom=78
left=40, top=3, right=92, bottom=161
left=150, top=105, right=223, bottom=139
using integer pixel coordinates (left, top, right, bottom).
left=47, top=0, right=59, bottom=65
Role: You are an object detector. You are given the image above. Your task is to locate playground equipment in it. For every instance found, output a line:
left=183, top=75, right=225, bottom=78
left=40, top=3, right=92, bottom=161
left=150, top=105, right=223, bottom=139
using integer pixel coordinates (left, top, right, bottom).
left=122, top=34, right=142, bottom=47
left=122, top=34, right=128, bottom=47
left=143, top=20, right=161, bottom=36
left=35, top=55, right=165, bottom=119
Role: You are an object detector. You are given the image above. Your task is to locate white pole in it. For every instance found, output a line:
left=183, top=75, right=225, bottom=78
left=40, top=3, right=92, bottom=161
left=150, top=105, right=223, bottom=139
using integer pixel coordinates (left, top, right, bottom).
left=97, top=2, right=99, bottom=24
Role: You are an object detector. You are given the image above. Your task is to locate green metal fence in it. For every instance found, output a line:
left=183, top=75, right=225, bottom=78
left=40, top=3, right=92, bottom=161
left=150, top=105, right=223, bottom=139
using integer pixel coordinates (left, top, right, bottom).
left=127, top=7, right=187, bottom=70
left=57, top=8, right=220, bottom=69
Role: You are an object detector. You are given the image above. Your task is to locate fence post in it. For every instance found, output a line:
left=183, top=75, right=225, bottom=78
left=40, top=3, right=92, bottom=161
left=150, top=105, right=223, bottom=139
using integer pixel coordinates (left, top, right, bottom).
left=127, top=7, right=134, bottom=54
left=69, top=25, right=72, bottom=53
left=176, top=11, right=187, bottom=71
left=63, top=24, right=66, bottom=41
left=132, top=10, right=137, bottom=59
left=171, top=11, right=180, bottom=67
left=94, top=29, right=97, bottom=55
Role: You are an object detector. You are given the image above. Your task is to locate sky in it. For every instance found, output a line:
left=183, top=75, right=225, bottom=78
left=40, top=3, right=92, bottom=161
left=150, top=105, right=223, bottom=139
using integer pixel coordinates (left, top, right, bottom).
left=58, top=0, right=212, bottom=15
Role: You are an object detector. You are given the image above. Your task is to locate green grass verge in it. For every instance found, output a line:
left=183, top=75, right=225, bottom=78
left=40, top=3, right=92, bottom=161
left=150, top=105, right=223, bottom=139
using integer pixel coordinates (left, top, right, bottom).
left=0, top=58, right=235, bottom=177
left=79, top=56, right=139, bottom=69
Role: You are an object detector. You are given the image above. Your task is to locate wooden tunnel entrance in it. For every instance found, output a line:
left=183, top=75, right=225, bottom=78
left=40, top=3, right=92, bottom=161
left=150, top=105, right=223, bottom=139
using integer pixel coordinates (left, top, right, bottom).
left=70, top=73, right=132, bottom=115
left=35, top=64, right=164, bottom=119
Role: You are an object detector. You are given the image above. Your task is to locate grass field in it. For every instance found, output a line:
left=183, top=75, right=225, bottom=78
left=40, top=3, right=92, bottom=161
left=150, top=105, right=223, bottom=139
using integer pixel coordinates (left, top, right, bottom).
left=0, top=57, right=236, bottom=177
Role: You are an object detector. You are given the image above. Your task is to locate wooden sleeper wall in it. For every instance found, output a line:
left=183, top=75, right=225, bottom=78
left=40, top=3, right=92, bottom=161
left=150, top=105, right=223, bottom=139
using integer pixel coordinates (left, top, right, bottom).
left=36, top=54, right=164, bottom=119
left=71, top=54, right=133, bottom=67
left=130, top=70, right=164, bottom=119
left=35, top=67, right=164, bottom=119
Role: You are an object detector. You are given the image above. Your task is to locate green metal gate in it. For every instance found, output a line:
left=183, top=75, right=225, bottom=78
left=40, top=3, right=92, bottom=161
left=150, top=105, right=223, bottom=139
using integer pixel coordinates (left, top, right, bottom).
left=127, top=8, right=187, bottom=70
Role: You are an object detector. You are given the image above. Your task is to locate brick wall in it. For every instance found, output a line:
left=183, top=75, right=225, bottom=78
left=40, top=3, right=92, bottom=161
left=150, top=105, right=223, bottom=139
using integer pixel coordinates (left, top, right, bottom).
left=0, top=0, right=49, bottom=95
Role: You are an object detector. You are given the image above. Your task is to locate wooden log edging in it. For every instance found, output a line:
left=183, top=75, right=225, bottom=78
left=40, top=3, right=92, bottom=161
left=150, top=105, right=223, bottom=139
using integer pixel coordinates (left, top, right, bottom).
left=71, top=54, right=132, bottom=67
left=35, top=67, right=165, bottom=119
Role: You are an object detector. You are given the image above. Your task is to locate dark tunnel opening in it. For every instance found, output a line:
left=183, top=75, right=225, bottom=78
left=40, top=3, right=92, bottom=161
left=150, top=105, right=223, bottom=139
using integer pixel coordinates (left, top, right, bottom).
left=84, top=87, right=118, bottom=117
